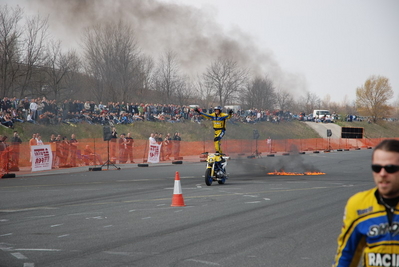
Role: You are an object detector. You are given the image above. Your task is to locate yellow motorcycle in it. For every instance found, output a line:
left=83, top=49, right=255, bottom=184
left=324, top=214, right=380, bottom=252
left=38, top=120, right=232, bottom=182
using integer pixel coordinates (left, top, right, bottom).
left=204, top=152, right=228, bottom=186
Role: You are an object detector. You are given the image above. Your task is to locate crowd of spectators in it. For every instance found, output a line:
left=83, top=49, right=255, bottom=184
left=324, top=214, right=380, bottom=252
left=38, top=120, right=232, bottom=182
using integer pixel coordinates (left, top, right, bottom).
left=0, top=96, right=296, bottom=129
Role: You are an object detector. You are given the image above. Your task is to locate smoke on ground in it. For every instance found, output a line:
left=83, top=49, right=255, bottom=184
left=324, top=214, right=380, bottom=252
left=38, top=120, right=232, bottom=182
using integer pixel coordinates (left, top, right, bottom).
left=234, top=145, right=321, bottom=176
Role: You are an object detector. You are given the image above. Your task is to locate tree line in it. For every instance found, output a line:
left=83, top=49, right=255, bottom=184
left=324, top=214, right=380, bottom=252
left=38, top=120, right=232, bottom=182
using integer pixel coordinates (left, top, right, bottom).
left=0, top=4, right=396, bottom=121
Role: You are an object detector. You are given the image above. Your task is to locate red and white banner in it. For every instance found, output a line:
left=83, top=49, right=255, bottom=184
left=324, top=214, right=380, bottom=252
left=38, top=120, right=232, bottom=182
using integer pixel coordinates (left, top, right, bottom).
left=148, top=143, right=161, bottom=163
left=31, top=145, right=53, bottom=172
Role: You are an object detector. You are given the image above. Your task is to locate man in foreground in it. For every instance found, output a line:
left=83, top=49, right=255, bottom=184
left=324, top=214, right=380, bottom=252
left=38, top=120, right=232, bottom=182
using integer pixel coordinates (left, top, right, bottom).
left=333, top=139, right=399, bottom=266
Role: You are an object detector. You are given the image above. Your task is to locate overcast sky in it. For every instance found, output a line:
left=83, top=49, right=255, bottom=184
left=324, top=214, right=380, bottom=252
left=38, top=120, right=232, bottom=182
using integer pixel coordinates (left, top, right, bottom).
left=162, top=0, right=399, bottom=104
left=5, top=0, right=399, bottom=104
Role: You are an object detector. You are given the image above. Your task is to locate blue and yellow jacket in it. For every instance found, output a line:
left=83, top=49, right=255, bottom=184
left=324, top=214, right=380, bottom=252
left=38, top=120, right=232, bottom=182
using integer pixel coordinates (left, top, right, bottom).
left=198, top=112, right=232, bottom=130
left=333, top=188, right=399, bottom=267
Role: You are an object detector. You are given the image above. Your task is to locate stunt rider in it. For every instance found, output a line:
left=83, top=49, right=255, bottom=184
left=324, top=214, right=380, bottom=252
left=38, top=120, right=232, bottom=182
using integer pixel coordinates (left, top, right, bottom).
left=194, top=106, right=233, bottom=155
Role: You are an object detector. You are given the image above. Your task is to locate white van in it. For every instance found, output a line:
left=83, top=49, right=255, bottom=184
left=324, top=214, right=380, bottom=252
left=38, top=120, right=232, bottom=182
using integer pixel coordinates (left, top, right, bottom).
left=313, top=110, right=332, bottom=122
left=224, top=105, right=241, bottom=113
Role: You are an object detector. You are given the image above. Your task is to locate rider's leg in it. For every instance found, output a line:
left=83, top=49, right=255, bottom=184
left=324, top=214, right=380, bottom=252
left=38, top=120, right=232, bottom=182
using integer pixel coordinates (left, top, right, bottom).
left=214, top=130, right=225, bottom=154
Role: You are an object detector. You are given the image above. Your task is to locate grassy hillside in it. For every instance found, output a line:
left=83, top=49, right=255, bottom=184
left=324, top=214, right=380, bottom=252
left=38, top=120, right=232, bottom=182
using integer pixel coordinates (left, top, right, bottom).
left=2, top=120, right=319, bottom=142
left=2, top=119, right=398, bottom=142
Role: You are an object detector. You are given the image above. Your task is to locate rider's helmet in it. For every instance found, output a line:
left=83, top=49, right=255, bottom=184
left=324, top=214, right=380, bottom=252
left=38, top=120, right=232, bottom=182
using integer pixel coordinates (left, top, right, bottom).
left=214, top=106, right=222, bottom=111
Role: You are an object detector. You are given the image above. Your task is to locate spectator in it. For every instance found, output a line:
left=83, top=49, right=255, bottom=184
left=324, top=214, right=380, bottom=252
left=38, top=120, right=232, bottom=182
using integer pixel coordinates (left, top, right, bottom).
left=29, top=134, right=37, bottom=147
left=60, top=137, right=69, bottom=166
left=83, top=145, right=103, bottom=165
left=173, top=132, right=181, bottom=159
left=164, top=133, right=172, bottom=161
left=0, top=135, right=10, bottom=171
left=110, top=127, right=117, bottom=162
left=157, top=133, right=164, bottom=161
left=149, top=133, right=157, bottom=145
left=36, top=135, right=44, bottom=145
left=11, top=131, right=22, bottom=167
left=118, top=133, right=127, bottom=163
left=125, top=132, right=135, bottom=163
left=29, top=99, right=38, bottom=120
left=69, top=134, right=79, bottom=167
left=54, top=135, right=63, bottom=167
left=1, top=112, right=14, bottom=128
left=49, top=134, right=57, bottom=168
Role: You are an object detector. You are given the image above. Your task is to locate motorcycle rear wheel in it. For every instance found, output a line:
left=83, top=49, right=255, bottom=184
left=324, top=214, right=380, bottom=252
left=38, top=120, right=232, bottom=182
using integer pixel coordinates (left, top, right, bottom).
left=205, top=168, right=213, bottom=186
left=218, top=177, right=226, bottom=184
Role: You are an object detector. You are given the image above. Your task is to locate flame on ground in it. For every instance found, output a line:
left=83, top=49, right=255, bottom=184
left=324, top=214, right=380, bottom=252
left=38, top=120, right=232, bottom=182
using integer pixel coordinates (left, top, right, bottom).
left=267, top=170, right=326, bottom=176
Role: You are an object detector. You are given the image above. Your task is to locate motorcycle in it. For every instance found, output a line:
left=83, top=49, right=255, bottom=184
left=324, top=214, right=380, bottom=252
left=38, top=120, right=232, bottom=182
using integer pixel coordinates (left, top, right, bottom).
left=203, top=152, right=228, bottom=186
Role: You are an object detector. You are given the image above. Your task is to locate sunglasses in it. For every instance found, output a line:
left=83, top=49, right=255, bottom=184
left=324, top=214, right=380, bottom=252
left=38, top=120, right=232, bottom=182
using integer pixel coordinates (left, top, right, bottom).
left=371, top=164, right=399, bottom=174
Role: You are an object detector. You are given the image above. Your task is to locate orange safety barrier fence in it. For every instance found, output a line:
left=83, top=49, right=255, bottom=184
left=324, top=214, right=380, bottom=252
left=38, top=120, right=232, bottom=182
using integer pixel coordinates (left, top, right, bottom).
left=1, top=137, right=397, bottom=174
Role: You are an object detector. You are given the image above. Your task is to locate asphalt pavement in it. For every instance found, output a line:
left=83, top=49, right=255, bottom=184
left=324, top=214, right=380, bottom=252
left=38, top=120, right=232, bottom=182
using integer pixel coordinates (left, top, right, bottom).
left=0, top=148, right=375, bottom=267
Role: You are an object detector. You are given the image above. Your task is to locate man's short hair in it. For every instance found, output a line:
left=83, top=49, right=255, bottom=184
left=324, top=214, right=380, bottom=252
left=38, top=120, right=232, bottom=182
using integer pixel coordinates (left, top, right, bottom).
left=373, top=139, right=399, bottom=159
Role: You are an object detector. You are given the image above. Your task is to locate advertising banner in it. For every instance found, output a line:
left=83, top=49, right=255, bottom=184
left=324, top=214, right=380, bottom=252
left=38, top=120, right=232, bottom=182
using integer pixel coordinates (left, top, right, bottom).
left=31, top=145, right=53, bottom=172
left=148, top=143, right=161, bottom=163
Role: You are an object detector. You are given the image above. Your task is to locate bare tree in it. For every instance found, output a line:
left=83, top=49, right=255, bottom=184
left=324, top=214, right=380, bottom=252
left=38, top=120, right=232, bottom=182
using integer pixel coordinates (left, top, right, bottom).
left=244, top=76, right=276, bottom=110
left=356, top=75, right=393, bottom=122
left=275, top=89, right=293, bottom=111
left=174, top=76, right=193, bottom=107
left=0, top=4, right=23, bottom=98
left=135, top=55, right=154, bottom=96
left=321, top=94, right=331, bottom=109
left=82, top=20, right=141, bottom=102
left=203, top=58, right=248, bottom=107
left=194, top=75, right=215, bottom=108
left=296, top=92, right=320, bottom=114
left=18, top=13, right=49, bottom=98
left=154, top=50, right=184, bottom=103
left=44, top=40, right=80, bottom=100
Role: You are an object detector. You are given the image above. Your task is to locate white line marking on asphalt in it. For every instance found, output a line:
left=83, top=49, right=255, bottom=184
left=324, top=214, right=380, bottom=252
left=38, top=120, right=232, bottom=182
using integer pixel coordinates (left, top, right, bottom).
left=23, top=263, right=35, bottom=267
left=86, top=216, right=105, bottom=220
left=142, top=217, right=151, bottom=220
left=0, top=245, right=13, bottom=251
left=245, top=201, right=261, bottom=204
left=29, top=215, right=56, bottom=218
left=243, top=195, right=258, bottom=197
left=50, top=224, right=63, bottom=228
left=73, top=189, right=99, bottom=191
left=104, top=251, right=132, bottom=256
left=15, top=249, right=61, bottom=252
left=185, top=259, right=220, bottom=266
left=0, top=233, right=12, bottom=237
left=264, top=198, right=271, bottom=201
left=0, top=219, right=9, bottom=222
left=58, top=234, right=70, bottom=238
left=0, top=207, right=58, bottom=213
left=129, top=210, right=136, bottom=212
left=67, top=212, right=102, bottom=216
left=11, top=252, right=28, bottom=259
left=270, top=188, right=289, bottom=190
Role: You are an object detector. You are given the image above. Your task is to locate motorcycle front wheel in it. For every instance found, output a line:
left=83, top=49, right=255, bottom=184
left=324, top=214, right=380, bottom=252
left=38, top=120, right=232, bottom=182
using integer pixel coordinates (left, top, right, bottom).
left=205, top=168, right=213, bottom=186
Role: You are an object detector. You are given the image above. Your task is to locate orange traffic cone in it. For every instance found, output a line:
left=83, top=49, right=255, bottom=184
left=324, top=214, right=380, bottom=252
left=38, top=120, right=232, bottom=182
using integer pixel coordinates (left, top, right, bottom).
left=171, top=171, right=186, bottom=207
